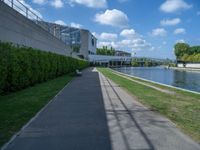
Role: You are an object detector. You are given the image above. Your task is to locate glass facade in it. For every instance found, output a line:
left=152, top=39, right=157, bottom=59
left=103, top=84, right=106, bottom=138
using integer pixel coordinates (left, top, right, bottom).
left=43, top=21, right=97, bottom=59
left=44, top=22, right=81, bottom=50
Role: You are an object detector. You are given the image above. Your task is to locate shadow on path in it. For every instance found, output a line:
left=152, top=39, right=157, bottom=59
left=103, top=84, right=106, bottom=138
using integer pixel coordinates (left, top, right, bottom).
left=99, top=71, right=200, bottom=150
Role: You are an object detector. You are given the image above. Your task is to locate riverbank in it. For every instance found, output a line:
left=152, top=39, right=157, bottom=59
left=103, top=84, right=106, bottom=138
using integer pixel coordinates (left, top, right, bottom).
left=115, top=66, right=200, bottom=93
left=0, top=74, right=73, bottom=147
left=97, top=67, right=200, bottom=143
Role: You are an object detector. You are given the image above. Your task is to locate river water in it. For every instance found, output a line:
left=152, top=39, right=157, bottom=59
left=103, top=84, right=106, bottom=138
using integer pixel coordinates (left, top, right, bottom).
left=114, top=67, right=200, bottom=93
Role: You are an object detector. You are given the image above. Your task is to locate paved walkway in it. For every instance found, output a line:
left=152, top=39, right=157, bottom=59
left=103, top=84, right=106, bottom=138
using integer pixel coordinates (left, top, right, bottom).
left=3, top=68, right=200, bottom=150
left=4, top=68, right=111, bottom=150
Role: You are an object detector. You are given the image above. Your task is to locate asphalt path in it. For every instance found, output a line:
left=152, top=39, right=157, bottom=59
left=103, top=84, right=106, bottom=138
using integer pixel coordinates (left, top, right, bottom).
left=3, top=68, right=200, bottom=150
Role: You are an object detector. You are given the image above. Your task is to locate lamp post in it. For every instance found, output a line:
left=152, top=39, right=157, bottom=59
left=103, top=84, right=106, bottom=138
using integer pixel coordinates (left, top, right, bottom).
left=131, top=51, right=136, bottom=66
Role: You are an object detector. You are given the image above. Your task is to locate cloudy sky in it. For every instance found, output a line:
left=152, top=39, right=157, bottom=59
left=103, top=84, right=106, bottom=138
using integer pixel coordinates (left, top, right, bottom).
left=9, top=0, right=200, bottom=59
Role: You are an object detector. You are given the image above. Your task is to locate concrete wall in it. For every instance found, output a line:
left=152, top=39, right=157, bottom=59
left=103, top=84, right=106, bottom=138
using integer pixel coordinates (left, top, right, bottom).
left=177, top=63, right=184, bottom=68
left=0, top=2, right=70, bottom=56
left=177, top=63, right=200, bottom=68
left=79, top=29, right=97, bottom=59
left=88, top=32, right=97, bottom=55
left=79, top=30, right=89, bottom=59
left=186, top=63, right=200, bottom=68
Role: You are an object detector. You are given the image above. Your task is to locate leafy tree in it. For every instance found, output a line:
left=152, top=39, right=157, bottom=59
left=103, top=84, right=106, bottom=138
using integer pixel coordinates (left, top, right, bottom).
left=97, top=46, right=115, bottom=56
left=174, top=43, right=200, bottom=62
left=131, top=61, right=139, bottom=67
left=189, top=46, right=200, bottom=55
left=174, top=43, right=190, bottom=59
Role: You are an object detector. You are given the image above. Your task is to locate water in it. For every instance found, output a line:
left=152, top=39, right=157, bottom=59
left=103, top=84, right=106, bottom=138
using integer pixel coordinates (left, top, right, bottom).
left=114, top=67, right=200, bottom=93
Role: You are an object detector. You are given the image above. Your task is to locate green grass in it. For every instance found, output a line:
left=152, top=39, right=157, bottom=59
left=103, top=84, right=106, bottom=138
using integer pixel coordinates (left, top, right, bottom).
left=0, top=75, right=73, bottom=147
left=98, top=67, right=200, bottom=143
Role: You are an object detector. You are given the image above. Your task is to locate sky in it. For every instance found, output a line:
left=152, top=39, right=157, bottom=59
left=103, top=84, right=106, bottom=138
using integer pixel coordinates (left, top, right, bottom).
left=8, top=0, right=200, bottom=59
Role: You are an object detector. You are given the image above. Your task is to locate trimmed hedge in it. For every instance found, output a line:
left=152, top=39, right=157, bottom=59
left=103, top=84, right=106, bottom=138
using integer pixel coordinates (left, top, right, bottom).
left=0, top=42, right=89, bottom=95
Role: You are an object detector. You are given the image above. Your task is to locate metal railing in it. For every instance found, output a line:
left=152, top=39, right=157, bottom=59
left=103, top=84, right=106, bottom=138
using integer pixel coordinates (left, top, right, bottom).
left=1, top=0, right=62, bottom=40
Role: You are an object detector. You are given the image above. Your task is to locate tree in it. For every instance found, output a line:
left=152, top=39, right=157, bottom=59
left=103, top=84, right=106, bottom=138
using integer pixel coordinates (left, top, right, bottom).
left=131, top=61, right=139, bottom=67
left=189, top=46, right=200, bottom=55
left=174, top=43, right=190, bottom=60
left=96, top=46, right=115, bottom=56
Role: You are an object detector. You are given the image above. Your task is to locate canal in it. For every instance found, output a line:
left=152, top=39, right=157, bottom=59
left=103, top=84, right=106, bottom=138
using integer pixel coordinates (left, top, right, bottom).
left=114, top=67, right=200, bottom=93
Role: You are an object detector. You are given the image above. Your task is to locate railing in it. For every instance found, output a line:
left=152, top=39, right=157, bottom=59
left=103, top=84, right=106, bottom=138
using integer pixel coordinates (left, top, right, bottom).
left=1, top=0, right=62, bottom=40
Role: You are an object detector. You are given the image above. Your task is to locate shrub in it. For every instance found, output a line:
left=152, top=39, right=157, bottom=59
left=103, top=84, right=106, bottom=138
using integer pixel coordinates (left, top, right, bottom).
left=0, top=42, right=89, bottom=95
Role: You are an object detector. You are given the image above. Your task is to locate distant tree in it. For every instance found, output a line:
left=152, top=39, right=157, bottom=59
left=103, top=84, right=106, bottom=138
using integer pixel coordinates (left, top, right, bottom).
left=144, top=61, right=151, bottom=67
left=96, top=46, right=115, bottom=56
left=189, top=46, right=200, bottom=55
left=131, top=61, right=139, bottom=67
left=181, top=54, right=189, bottom=62
left=174, top=43, right=190, bottom=60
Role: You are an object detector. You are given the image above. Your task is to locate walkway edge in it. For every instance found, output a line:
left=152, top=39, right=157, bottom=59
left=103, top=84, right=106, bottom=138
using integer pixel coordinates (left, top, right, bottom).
left=1, top=77, right=75, bottom=150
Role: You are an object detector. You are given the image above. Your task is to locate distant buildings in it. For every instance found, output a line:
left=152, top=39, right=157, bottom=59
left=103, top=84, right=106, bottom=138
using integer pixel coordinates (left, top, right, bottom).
left=89, top=50, right=132, bottom=67
left=115, top=50, right=131, bottom=57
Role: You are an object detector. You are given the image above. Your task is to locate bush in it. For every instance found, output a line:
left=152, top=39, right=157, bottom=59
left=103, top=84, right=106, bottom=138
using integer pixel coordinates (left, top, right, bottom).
left=0, top=42, right=89, bottom=95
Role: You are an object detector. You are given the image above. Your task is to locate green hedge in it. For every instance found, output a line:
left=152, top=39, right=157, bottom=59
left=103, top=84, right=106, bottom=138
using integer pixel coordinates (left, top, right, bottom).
left=0, top=42, right=89, bottom=94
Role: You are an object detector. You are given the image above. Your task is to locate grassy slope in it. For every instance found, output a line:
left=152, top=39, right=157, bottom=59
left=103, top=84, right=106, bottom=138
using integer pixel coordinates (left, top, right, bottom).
left=0, top=75, right=73, bottom=147
left=98, top=68, right=200, bottom=143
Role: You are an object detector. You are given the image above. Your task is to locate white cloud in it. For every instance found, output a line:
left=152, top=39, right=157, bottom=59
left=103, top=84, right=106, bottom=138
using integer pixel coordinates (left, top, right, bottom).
left=32, top=0, right=47, bottom=5
left=98, top=41, right=118, bottom=48
left=97, top=37, right=153, bottom=51
left=94, top=9, right=129, bottom=28
left=120, top=38, right=152, bottom=50
left=98, top=39, right=152, bottom=51
left=70, top=22, right=83, bottom=28
left=150, top=47, right=156, bottom=51
left=163, top=41, right=167, bottom=45
left=51, top=0, right=64, bottom=8
left=55, top=20, right=66, bottom=26
left=174, top=28, right=186, bottom=34
left=69, top=0, right=107, bottom=8
left=151, top=28, right=167, bottom=37
left=96, top=28, right=153, bottom=51
left=160, top=0, right=192, bottom=13
left=99, top=32, right=118, bottom=41
left=160, top=18, right=181, bottom=26
left=197, top=11, right=200, bottom=16
left=120, top=29, right=138, bottom=38
left=176, top=39, right=185, bottom=43
left=54, top=20, right=83, bottom=28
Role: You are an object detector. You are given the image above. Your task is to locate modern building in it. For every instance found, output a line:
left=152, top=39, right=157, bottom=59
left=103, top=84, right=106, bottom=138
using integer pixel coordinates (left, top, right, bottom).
left=42, top=22, right=97, bottom=59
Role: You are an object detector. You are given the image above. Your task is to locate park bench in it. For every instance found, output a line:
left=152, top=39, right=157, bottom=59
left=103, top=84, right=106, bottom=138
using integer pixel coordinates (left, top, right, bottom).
left=76, top=69, right=82, bottom=76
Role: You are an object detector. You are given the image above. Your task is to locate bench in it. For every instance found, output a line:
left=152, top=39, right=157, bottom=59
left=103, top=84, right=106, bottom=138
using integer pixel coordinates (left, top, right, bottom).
left=76, top=69, right=82, bottom=76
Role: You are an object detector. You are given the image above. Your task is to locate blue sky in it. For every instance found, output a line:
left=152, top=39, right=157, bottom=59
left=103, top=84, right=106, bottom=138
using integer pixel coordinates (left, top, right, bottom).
left=14, top=0, right=200, bottom=59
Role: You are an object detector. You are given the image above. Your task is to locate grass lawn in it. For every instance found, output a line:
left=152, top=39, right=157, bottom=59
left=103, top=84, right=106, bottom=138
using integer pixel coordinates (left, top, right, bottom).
left=0, top=75, right=73, bottom=147
left=98, top=67, right=200, bottom=143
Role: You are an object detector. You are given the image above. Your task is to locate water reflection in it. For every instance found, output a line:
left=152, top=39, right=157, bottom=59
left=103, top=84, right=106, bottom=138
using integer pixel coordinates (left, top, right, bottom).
left=114, top=67, right=200, bottom=93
